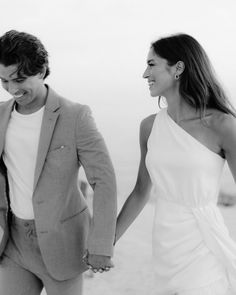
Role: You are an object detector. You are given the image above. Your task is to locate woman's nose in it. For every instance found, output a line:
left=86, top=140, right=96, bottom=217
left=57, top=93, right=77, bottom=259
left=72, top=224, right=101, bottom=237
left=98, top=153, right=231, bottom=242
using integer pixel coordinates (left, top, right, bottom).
left=142, top=67, right=149, bottom=79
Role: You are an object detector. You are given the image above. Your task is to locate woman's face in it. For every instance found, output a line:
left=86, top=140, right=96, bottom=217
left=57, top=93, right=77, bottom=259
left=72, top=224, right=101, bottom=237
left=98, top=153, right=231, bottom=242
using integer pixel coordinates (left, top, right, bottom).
left=143, top=48, right=176, bottom=98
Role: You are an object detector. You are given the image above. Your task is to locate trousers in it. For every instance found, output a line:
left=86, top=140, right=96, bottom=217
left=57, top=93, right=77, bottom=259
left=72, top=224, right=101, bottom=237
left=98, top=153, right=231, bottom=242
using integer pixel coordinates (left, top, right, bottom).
left=0, top=213, right=83, bottom=295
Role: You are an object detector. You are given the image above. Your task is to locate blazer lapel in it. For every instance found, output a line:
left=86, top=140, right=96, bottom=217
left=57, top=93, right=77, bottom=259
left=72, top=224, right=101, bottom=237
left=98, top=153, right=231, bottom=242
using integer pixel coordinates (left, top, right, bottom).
left=33, top=87, right=60, bottom=191
left=0, top=100, right=15, bottom=156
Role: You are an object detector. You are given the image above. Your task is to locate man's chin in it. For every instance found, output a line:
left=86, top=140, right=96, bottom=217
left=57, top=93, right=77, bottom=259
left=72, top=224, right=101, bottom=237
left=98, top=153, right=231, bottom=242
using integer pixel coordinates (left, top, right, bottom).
left=15, top=95, right=28, bottom=104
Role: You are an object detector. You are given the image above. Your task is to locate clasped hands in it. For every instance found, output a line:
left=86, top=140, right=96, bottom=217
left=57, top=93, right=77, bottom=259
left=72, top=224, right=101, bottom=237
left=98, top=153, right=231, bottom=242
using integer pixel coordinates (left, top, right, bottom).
left=83, top=250, right=114, bottom=273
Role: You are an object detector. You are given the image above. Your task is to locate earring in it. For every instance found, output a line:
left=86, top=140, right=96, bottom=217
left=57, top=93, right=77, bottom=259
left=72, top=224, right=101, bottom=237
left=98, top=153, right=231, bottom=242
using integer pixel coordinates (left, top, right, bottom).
left=175, top=74, right=179, bottom=80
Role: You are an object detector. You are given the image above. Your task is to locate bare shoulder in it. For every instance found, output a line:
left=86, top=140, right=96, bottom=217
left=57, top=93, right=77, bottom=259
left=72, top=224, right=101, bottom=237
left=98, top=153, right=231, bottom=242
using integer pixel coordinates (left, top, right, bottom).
left=209, top=110, right=236, bottom=149
left=140, top=113, right=156, bottom=144
left=210, top=111, right=236, bottom=133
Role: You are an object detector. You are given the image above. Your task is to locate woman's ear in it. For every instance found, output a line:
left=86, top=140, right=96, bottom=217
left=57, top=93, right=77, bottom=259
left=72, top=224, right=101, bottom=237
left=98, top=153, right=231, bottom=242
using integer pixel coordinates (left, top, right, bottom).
left=174, top=61, right=185, bottom=80
left=176, top=61, right=185, bottom=75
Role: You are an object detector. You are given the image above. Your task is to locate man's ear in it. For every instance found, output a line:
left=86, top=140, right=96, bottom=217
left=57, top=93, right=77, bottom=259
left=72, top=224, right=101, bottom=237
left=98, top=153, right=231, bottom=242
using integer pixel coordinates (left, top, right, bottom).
left=39, top=66, right=47, bottom=79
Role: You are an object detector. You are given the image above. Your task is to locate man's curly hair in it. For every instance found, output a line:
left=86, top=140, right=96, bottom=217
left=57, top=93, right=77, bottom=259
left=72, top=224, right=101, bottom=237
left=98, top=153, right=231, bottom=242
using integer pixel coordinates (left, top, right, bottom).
left=0, top=30, right=50, bottom=79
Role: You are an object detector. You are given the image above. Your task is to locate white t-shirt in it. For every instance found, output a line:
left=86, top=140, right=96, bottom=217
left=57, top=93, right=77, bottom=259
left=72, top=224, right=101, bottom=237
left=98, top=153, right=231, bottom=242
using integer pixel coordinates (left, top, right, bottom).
left=3, top=106, right=45, bottom=219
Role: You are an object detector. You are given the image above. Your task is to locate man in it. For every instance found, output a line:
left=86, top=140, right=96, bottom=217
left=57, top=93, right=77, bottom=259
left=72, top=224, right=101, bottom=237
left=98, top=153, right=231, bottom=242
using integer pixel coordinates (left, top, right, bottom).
left=0, top=30, right=117, bottom=295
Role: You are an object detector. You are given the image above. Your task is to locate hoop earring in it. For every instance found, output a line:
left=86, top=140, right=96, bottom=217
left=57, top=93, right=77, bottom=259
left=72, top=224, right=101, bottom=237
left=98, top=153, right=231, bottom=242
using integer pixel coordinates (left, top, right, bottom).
left=175, top=74, right=179, bottom=80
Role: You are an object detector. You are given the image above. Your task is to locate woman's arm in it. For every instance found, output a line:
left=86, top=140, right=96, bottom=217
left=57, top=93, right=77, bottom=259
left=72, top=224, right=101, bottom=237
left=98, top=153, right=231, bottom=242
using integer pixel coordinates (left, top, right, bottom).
left=115, top=114, right=155, bottom=243
left=218, top=113, right=236, bottom=181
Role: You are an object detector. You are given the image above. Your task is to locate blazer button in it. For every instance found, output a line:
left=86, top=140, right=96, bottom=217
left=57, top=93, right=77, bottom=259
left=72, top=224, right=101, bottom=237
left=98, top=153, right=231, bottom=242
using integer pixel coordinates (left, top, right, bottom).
left=37, top=200, right=44, bottom=205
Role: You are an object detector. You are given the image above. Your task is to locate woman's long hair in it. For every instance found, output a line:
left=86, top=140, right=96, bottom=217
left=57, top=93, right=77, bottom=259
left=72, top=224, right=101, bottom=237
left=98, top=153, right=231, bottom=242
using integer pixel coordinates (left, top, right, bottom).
left=151, top=33, right=236, bottom=117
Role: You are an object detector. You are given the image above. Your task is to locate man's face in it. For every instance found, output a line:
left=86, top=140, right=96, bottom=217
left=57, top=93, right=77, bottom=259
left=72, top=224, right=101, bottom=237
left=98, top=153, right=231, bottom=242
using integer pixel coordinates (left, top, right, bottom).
left=0, top=63, right=44, bottom=107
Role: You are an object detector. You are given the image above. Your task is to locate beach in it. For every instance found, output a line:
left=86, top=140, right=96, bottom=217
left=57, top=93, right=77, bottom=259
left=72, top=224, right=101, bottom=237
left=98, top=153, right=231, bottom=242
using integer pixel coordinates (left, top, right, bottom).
left=40, top=198, right=236, bottom=295
left=83, top=202, right=236, bottom=295
left=39, top=165, right=236, bottom=294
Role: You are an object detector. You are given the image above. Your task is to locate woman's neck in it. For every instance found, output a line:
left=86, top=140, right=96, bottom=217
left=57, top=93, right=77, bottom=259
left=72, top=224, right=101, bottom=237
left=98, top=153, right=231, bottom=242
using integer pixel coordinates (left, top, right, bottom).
left=166, top=96, right=199, bottom=124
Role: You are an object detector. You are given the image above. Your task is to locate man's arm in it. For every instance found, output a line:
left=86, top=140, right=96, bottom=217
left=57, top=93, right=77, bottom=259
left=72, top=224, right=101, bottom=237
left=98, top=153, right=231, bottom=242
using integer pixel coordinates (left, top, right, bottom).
left=75, top=105, right=117, bottom=269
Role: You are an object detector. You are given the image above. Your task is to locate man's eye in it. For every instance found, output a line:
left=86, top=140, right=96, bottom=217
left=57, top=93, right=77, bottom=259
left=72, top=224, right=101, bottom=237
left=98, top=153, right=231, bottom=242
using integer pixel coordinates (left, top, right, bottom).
left=15, top=79, right=25, bottom=83
left=1, top=79, right=8, bottom=83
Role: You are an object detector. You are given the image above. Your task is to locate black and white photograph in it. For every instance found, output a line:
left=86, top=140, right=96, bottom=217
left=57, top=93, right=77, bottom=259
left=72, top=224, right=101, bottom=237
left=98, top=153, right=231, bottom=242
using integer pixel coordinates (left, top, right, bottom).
left=0, top=0, right=236, bottom=294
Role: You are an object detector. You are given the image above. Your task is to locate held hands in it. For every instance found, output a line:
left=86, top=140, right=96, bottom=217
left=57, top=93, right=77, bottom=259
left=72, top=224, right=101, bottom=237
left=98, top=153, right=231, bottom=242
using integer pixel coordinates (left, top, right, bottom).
left=83, top=251, right=114, bottom=273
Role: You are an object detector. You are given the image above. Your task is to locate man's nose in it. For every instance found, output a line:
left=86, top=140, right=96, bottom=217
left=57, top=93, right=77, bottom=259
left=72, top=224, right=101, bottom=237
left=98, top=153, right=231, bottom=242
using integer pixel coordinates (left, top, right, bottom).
left=7, top=82, right=18, bottom=95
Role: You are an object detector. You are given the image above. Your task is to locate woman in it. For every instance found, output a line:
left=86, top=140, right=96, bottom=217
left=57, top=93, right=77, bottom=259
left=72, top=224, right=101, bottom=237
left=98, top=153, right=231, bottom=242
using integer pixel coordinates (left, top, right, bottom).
left=115, top=33, right=236, bottom=294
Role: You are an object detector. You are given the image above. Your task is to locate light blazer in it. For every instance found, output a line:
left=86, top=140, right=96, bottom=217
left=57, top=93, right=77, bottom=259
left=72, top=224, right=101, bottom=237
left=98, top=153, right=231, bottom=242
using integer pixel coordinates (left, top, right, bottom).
left=0, top=86, right=117, bottom=280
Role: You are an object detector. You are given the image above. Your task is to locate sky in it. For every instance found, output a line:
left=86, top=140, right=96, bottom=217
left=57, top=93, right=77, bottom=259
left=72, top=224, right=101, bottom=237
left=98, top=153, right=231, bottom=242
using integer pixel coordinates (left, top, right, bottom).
left=0, top=0, right=236, bottom=194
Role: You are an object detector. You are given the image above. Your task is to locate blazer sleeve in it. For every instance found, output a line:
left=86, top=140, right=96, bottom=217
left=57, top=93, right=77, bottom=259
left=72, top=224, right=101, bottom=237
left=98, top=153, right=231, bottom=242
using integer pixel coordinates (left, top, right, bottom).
left=75, top=105, right=117, bottom=256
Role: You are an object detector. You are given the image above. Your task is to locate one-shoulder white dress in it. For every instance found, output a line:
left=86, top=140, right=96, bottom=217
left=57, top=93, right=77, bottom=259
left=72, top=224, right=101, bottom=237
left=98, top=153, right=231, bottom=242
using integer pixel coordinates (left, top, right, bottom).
left=145, top=108, right=236, bottom=295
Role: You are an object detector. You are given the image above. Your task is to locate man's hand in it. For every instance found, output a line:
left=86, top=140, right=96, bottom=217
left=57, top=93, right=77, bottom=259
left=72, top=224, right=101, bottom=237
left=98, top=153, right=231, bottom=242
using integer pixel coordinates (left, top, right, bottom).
left=83, top=251, right=114, bottom=273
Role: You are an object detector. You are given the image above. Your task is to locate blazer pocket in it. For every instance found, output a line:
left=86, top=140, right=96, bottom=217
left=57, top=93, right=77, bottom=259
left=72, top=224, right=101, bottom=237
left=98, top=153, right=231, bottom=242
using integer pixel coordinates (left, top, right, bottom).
left=46, top=146, right=72, bottom=169
left=60, top=206, right=88, bottom=224
left=47, top=145, right=70, bottom=157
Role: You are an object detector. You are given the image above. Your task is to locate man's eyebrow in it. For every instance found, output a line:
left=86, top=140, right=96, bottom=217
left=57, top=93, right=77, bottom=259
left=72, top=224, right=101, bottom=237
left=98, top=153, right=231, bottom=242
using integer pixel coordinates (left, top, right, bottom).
left=11, top=76, right=26, bottom=81
left=13, top=77, right=25, bottom=80
left=0, top=76, right=25, bottom=81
